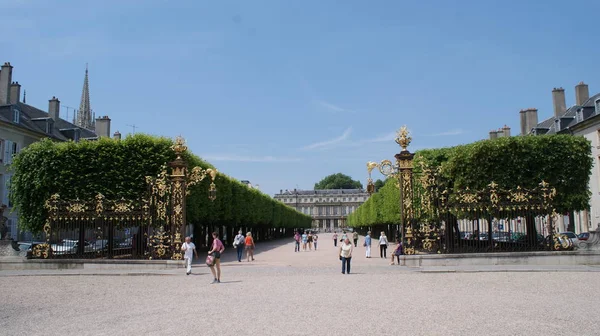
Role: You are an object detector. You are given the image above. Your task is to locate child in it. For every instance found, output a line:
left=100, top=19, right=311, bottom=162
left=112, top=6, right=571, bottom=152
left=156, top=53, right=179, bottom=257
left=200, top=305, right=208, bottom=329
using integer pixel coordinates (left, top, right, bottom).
left=181, top=236, right=199, bottom=275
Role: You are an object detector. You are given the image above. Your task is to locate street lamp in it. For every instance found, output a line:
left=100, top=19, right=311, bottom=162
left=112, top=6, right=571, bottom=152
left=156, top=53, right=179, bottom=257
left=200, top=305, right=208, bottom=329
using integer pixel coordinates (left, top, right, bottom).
left=366, top=126, right=416, bottom=255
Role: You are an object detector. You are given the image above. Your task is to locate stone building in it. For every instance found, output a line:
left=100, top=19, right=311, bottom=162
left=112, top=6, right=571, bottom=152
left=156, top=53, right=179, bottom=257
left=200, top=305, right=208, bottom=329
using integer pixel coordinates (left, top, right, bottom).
left=0, top=61, right=113, bottom=240
left=274, top=188, right=370, bottom=230
left=491, top=81, right=600, bottom=234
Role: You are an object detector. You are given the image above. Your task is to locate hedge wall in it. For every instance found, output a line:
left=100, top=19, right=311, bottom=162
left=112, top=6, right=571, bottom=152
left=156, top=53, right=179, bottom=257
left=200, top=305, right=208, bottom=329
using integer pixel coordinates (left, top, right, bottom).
left=11, top=134, right=312, bottom=233
left=347, top=135, right=592, bottom=227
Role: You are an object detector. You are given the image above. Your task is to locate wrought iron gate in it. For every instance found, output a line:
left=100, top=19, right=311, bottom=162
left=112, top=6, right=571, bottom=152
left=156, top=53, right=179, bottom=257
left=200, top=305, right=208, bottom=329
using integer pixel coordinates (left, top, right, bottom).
left=368, top=126, right=563, bottom=255
left=31, top=136, right=217, bottom=260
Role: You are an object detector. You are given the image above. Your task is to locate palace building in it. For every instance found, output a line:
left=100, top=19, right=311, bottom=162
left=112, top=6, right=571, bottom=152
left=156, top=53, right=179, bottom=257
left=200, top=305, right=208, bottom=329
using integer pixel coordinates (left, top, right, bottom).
left=274, top=188, right=370, bottom=230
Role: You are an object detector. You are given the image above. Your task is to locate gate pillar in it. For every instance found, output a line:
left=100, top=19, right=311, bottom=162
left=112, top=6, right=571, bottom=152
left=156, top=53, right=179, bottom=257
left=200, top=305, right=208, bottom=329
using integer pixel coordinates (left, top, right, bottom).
left=394, top=127, right=415, bottom=255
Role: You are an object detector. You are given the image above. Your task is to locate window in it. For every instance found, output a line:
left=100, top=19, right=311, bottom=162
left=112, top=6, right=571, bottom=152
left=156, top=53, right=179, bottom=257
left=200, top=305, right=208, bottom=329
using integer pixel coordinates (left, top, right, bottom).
left=13, top=109, right=20, bottom=123
left=3, top=140, right=19, bottom=165
left=596, top=99, right=600, bottom=114
left=576, top=110, right=583, bottom=123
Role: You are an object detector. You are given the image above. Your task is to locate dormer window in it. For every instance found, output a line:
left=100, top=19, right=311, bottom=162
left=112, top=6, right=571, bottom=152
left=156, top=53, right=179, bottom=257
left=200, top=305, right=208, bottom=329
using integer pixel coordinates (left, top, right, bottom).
left=13, top=109, right=20, bottom=123
left=576, top=109, right=584, bottom=123
left=554, top=119, right=560, bottom=132
left=595, top=99, right=600, bottom=115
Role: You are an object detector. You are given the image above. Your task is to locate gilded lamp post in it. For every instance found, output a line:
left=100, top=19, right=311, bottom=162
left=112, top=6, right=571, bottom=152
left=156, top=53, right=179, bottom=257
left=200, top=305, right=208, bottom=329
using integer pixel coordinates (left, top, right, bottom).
left=367, top=126, right=415, bottom=255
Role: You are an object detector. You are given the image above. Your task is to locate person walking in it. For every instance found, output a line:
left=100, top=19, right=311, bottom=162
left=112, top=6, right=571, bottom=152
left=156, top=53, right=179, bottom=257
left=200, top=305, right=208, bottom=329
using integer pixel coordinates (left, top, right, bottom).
left=307, top=231, right=313, bottom=251
left=352, top=231, right=359, bottom=247
left=339, top=238, right=354, bottom=274
left=333, top=232, right=338, bottom=247
left=379, top=231, right=389, bottom=258
left=391, top=239, right=402, bottom=265
left=245, top=232, right=255, bottom=262
left=364, top=231, right=372, bottom=258
left=313, top=233, right=319, bottom=250
left=181, top=236, right=198, bottom=275
left=341, top=231, right=348, bottom=243
left=294, top=231, right=301, bottom=252
left=301, top=231, right=308, bottom=251
left=233, top=230, right=245, bottom=262
left=208, top=232, right=225, bottom=283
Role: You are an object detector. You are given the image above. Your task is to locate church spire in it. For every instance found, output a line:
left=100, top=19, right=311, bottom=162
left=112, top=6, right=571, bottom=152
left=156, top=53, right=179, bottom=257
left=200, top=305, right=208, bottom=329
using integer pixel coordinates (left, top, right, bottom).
left=75, top=64, right=93, bottom=130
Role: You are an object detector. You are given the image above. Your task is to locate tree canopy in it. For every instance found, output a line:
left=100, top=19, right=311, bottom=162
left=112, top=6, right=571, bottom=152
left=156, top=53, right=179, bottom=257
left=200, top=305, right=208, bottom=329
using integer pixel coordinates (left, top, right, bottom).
left=314, top=173, right=363, bottom=190
left=11, top=134, right=312, bottom=233
left=374, top=179, right=385, bottom=192
left=348, top=134, right=593, bottom=227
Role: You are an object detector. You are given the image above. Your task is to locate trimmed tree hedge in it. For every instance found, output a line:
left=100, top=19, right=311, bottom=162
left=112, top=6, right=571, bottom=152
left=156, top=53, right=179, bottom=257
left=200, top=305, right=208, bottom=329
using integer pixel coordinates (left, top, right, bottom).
left=348, top=135, right=592, bottom=227
left=11, top=134, right=311, bottom=233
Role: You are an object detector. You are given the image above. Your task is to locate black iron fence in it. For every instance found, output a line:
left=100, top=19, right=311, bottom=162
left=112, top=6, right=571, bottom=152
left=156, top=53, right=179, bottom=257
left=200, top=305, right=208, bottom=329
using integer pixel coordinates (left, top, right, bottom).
left=405, top=177, right=564, bottom=254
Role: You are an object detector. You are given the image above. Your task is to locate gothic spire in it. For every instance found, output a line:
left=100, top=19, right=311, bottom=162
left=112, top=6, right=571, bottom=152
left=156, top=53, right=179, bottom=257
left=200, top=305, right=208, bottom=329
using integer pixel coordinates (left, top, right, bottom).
left=76, top=64, right=93, bottom=130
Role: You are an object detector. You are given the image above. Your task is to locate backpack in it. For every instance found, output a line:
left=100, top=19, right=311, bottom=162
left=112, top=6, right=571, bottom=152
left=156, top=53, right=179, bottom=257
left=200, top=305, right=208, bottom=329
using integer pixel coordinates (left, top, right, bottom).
left=234, top=235, right=244, bottom=247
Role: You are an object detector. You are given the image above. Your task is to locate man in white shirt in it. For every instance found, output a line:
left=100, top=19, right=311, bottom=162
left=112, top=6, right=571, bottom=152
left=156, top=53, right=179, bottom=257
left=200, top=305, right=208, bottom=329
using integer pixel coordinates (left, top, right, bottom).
left=181, top=236, right=198, bottom=275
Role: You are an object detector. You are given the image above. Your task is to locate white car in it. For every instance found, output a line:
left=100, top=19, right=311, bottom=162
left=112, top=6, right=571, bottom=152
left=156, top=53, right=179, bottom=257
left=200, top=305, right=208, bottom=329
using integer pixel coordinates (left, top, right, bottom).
left=559, top=232, right=581, bottom=248
left=51, top=240, right=93, bottom=255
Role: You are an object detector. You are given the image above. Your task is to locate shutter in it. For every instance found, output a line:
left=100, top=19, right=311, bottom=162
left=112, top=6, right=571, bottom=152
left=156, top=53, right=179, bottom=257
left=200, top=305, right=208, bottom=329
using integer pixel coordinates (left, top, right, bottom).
left=16, top=142, right=20, bottom=154
left=6, top=174, right=11, bottom=208
left=2, top=175, right=8, bottom=206
left=4, top=140, right=11, bottom=165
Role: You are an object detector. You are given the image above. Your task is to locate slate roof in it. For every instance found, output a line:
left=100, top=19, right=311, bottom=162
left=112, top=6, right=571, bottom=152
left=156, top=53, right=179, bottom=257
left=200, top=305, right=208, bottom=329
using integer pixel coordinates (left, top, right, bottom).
left=276, top=189, right=367, bottom=196
left=0, top=102, right=97, bottom=141
left=532, top=93, right=600, bottom=135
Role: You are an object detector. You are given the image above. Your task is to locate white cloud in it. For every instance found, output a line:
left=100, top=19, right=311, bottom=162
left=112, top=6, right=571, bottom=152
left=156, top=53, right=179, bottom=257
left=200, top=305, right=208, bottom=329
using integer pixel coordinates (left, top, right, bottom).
left=365, top=131, right=396, bottom=143
left=301, top=127, right=352, bottom=150
left=315, top=100, right=355, bottom=113
left=202, top=155, right=302, bottom=163
left=425, top=129, right=464, bottom=136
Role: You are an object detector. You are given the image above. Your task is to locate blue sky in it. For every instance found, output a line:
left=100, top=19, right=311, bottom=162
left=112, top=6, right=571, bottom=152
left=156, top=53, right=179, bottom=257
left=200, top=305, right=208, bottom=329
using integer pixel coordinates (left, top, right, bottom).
left=2, top=0, right=599, bottom=196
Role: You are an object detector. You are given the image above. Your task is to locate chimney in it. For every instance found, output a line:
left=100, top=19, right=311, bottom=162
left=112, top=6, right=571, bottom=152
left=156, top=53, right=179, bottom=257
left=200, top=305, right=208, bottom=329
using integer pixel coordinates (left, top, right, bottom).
left=575, top=81, right=590, bottom=106
left=502, top=125, right=511, bottom=137
left=489, top=130, right=498, bottom=140
left=520, top=109, right=528, bottom=135
left=48, top=96, right=60, bottom=120
left=526, top=108, right=538, bottom=134
left=113, top=131, right=121, bottom=140
left=552, top=87, right=566, bottom=117
left=0, top=62, right=13, bottom=105
left=9, top=82, right=21, bottom=104
left=94, top=115, right=111, bottom=138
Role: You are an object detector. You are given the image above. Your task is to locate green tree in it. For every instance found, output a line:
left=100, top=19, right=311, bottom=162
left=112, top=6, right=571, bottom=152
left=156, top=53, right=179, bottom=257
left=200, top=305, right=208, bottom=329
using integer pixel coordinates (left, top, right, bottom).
left=374, top=179, right=385, bottom=191
left=314, top=173, right=363, bottom=190
left=10, top=134, right=312, bottom=233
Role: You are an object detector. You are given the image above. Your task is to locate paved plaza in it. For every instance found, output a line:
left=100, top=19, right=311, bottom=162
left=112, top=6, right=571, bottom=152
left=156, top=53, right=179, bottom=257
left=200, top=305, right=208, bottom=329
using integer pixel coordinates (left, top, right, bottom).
left=1, top=233, right=599, bottom=336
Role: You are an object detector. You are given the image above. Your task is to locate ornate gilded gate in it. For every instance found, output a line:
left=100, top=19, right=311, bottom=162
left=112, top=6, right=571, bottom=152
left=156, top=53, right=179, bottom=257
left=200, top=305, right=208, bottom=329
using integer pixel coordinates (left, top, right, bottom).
left=31, top=137, right=217, bottom=260
left=367, top=127, right=562, bottom=255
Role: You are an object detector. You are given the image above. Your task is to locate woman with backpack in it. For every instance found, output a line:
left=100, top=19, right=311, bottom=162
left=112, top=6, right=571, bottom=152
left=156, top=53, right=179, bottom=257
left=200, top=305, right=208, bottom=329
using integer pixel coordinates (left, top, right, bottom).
left=233, top=230, right=245, bottom=262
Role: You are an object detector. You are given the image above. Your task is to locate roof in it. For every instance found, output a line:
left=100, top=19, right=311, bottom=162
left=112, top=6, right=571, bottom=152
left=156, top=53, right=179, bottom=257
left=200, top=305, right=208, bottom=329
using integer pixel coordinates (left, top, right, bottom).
left=532, top=102, right=598, bottom=135
left=582, top=93, right=600, bottom=107
left=0, top=102, right=97, bottom=141
left=276, top=189, right=367, bottom=196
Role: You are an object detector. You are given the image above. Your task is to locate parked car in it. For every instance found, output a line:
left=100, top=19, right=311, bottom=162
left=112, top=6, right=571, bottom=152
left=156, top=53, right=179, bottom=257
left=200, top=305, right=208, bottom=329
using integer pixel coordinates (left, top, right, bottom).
left=559, top=232, right=581, bottom=248
left=51, top=239, right=93, bottom=255
left=578, top=232, right=590, bottom=241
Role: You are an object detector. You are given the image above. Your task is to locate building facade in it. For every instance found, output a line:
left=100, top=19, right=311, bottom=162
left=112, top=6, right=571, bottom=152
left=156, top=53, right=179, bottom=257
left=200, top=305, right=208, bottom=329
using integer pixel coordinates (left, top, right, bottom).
left=274, top=189, right=370, bottom=230
left=0, top=61, right=114, bottom=240
left=491, top=81, right=600, bottom=234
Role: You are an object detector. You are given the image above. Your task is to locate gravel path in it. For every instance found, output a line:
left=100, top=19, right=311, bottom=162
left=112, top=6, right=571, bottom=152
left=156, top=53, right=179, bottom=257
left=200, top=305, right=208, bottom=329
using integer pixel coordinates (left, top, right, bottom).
left=1, top=233, right=598, bottom=336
